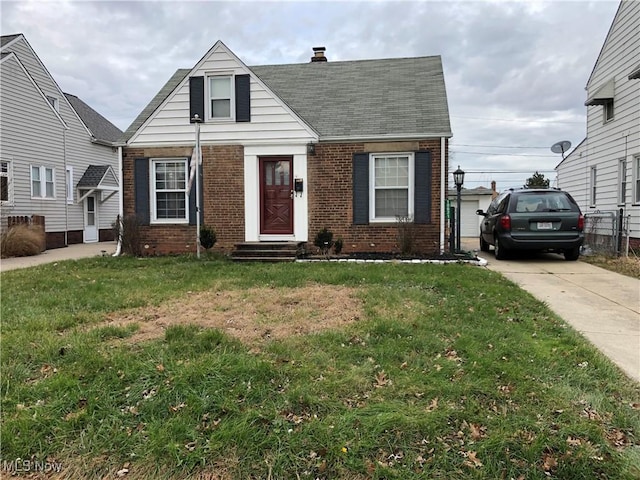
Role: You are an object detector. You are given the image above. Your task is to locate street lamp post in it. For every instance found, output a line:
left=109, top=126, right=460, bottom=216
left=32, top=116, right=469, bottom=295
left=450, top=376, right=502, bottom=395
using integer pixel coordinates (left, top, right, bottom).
left=453, top=166, right=465, bottom=253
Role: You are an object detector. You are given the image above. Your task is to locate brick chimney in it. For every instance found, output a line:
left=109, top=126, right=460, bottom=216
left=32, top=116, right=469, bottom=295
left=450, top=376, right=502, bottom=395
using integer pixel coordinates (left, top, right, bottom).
left=311, top=46, right=327, bottom=62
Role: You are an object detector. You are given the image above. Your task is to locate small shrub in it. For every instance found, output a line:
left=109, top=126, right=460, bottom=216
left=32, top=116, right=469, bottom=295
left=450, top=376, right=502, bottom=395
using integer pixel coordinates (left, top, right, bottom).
left=396, top=215, right=416, bottom=256
left=200, top=225, right=217, bottom=250
left=0, top=224, right=44, bottom=258
left=118, top=215, right=143, bottom=257
left=314, top=227, right=334, bottom=256
left=334, top=238, right=344, bottom=255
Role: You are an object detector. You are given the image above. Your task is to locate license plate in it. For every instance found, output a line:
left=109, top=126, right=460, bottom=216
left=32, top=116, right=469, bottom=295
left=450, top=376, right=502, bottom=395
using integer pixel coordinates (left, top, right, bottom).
left=537, top=222, right=553, bottom=230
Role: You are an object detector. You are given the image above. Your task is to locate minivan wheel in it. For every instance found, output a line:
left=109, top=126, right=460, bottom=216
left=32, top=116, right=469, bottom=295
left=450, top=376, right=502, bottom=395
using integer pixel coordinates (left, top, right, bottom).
left=564, top=246, right=580, bottom=261
left=480, top=235, right=490, bottom=252
left=494, top=235, right=508, bottom=260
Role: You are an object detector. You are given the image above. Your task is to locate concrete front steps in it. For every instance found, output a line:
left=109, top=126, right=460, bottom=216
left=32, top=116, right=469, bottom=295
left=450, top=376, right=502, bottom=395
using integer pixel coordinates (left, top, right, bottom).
left=231, top=242, right=306, bottom=262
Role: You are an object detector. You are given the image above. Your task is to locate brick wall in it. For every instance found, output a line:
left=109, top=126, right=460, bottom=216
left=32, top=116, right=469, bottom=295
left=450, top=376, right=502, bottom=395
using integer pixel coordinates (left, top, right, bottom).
left=122, top=145, right=245, bottom=255
left=123, top=138, right=447, bottom=256
left=307, top=139, right=446, bottom=254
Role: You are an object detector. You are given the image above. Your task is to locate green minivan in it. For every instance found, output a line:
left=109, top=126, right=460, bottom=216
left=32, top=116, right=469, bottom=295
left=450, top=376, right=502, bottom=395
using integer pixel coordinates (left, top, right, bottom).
left=476, top=189, right=585, bottom=261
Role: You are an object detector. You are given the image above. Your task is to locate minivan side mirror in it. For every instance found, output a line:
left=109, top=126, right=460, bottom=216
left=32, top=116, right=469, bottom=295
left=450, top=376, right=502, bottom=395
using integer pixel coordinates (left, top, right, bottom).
left=476, top=209, right=487, bottom=216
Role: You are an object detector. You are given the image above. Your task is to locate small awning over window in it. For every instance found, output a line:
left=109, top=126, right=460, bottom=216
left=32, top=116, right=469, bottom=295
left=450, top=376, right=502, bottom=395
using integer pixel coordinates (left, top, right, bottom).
left=629, top=64, right=640, bottom=80
left=585, top=78, right=614, bottom=106
left=77, top=165, right=119, bottom=203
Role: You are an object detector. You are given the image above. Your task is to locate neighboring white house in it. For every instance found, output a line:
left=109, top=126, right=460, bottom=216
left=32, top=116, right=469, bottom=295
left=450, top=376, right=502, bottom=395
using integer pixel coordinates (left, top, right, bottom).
left=556, top=0, right=640, bottom=253
left=0, top=33, right=122, bottom=248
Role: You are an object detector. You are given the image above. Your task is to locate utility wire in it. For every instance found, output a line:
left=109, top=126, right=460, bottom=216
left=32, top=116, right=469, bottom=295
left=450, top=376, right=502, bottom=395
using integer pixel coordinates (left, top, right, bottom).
left=451, top=115, right=584, bottom=125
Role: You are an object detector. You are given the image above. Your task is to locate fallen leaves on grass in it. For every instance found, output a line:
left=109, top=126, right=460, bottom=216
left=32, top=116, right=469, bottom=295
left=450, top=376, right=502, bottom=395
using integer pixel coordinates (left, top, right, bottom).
left=374, top=370, right=390, bottom=388
left=462, top=450, right=483, bottom=469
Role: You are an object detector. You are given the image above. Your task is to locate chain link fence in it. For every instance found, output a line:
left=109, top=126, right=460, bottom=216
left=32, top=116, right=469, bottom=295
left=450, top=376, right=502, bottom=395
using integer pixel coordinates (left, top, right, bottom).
left=583, top=210, right=629, bottom=256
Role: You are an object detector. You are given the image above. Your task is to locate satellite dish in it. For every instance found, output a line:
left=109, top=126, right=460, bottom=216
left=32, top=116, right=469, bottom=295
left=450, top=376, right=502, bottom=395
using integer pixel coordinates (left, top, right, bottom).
left=551, top=140, right=572, bottom=159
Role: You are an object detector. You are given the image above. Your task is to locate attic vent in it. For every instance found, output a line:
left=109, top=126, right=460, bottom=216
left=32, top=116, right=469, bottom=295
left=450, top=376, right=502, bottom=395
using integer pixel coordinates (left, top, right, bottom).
left=311, top=46, right=327, bottom=62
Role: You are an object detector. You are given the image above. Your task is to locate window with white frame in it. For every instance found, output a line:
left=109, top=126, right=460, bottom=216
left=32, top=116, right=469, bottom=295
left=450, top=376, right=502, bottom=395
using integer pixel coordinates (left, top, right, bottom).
left=66, top=166, right=74, bottom=204
left=618, top=159, right=627, bottom=205
left=46, top=95, right=59, bottom=111
left=589, top=166, right=597, bottom=207
left=370, top=153, right=414, bottom=221
left=208, top=75, right=233, bottom=120
left=151, top=158, right=188, bottom=223
left=603, top=99, right=614, bottom=122
left=1, top=160, right=12, bottom=204
left=31, top=165, right=55, bottom=198
left=634, top=156, right=640, bottom=204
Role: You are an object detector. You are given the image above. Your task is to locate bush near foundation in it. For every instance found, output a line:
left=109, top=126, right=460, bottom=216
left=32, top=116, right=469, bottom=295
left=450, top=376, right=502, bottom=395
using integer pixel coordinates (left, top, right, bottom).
left=0, top=224, right=45, bottom=258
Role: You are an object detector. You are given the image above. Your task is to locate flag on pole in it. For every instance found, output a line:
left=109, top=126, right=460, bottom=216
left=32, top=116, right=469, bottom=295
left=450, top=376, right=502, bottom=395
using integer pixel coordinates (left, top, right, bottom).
left=186, top=146, right=197, bottom=195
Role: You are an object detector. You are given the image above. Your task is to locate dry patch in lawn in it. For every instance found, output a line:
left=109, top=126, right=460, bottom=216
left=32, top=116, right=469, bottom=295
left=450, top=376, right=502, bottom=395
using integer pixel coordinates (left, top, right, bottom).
left=99, top=284, right=363, bottom=345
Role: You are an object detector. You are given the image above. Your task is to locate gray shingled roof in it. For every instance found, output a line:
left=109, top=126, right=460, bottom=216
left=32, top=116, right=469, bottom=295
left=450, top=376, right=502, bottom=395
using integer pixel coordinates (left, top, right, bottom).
left=77, top=165, right=110, bottom=188
left=122, top=56, right=451, bottom=142
left=251, top=57, right=451, bottom=138
left=64, top=93, right=123, bottom=144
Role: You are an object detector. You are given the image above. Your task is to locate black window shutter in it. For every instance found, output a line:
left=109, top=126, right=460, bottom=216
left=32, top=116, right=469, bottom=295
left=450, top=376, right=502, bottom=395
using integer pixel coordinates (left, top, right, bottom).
left=189, top=76, right=205, bottom=123
left=134, top=158, right=150, bottom=225
left=188, top=164, right=203, bottom=226
left=352, top=153, right=369, bottom=225
left=414, top=151, right=432, bottom=224
left=235, top=74, right=251, bottom=122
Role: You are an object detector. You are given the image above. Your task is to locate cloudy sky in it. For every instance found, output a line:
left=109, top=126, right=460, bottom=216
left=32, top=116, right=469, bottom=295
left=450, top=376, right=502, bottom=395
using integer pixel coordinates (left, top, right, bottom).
left=1, top=0, right=621, bottom=190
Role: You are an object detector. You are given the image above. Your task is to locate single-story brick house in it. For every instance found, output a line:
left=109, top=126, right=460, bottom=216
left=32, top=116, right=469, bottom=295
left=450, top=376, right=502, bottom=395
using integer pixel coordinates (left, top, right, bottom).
left=120, top=41, right=452, bottom=256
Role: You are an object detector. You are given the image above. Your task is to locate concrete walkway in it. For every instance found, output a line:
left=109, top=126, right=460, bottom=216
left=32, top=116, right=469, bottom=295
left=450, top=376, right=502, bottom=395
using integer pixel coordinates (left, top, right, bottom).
left=0, top=241, right=117, bottom=272
left=462, top=238, right=640, bottom=383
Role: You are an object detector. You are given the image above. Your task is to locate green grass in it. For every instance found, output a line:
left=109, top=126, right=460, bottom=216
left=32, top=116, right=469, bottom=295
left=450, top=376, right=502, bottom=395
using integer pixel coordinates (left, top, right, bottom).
left=1, top=256, right=639, bottom=479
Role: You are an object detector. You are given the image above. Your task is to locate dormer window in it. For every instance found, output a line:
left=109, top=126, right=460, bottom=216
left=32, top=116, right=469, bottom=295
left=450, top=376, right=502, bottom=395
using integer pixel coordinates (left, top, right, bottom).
left=209, top=76, right=233, bottom=119
left=190, top=74, right=251, bottom=124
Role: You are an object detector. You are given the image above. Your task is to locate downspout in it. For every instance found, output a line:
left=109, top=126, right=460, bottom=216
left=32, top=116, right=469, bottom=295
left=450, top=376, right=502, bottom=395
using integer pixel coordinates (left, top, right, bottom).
left=440, top=136, right=446, bottom=254
left=112, top=145, right=123, bottom=256
left=63, top=128, right=68, bottom=247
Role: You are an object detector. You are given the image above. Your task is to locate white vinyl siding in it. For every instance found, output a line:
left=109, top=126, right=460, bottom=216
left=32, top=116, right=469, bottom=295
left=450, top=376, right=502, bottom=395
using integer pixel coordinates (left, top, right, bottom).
left=128, top=42, right=317, bottom=147
left=369, top=153, right=414, bottom=222
left=151, top=158, right=189, bottom=223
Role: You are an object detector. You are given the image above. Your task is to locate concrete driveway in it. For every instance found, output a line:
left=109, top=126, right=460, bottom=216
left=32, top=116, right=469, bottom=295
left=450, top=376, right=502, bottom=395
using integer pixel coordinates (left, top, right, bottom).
left=0, top=241, right=117, bottom=272
left=462, top=238, right=640, bottom=383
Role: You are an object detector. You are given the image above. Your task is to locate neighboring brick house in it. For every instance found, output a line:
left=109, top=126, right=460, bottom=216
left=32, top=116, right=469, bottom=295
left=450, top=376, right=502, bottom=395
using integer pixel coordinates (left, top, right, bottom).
left=121, top=41, right=452, bottom=256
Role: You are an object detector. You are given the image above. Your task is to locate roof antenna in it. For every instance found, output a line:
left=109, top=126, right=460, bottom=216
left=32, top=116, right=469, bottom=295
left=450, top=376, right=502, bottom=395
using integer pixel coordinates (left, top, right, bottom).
left=550, top=140, right=571, bottom=160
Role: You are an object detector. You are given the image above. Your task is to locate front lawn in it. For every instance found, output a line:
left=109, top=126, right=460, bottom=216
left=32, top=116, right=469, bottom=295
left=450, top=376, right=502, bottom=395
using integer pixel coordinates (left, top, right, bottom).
left=1, top=256, right=638, bottom=479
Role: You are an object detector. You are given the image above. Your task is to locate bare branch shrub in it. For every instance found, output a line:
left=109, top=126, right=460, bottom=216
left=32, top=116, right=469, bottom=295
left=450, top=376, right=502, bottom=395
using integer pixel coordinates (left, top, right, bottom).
left=396, top=215, right=416, bottom=256
left=1, top=224, right=45, bottom=258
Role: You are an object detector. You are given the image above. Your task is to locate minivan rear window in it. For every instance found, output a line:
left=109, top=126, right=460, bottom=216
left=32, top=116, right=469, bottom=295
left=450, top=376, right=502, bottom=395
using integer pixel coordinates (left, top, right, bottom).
left=513, top=192, right=575, bottom=213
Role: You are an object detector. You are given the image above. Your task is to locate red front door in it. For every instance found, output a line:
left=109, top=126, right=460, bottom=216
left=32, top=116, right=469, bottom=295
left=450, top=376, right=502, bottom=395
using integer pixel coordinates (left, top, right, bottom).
left=260, top=157, right=293, bottom=234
